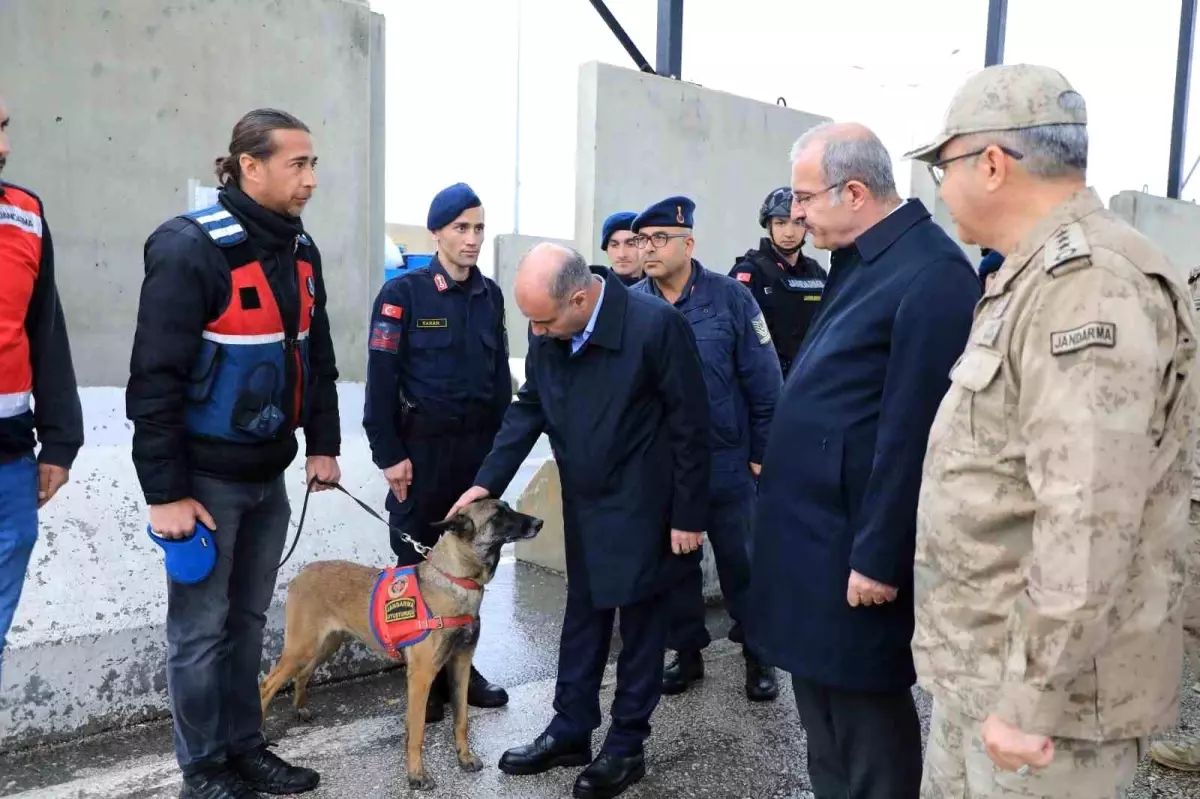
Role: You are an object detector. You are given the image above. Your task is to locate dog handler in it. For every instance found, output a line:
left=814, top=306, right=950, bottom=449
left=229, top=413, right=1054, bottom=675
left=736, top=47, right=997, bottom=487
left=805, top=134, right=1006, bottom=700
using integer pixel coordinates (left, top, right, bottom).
left=127, top=109, right=341, bottom=799
left=362, top=182, right=513, bottom=721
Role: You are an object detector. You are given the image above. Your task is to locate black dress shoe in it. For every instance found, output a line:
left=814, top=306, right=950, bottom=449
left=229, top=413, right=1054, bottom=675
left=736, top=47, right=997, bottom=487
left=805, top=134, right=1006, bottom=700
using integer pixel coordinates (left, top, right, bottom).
left=662, top=649, right=704, bottom=695
left=744, top=647, right=778, bottom=702
left=179, top=767, right=262, bottom=799
left=467, top=665, right=509, bottom=708
left=573, top=751, right=646, bottom=799
left=498, top=732, right=593, bottom=776
left=229, top=745, right=320, bottom=795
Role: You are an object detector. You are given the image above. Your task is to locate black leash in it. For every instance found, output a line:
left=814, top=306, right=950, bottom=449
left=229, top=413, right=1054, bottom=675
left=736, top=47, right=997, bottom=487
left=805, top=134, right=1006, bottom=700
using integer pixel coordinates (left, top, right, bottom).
left=267, top=477, right=432, bottom=576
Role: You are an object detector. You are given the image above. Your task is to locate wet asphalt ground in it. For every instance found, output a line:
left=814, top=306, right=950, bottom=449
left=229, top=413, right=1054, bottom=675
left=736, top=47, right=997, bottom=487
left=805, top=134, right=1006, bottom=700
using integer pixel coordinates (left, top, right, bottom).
left=2, top=557, right=1198, bottom=798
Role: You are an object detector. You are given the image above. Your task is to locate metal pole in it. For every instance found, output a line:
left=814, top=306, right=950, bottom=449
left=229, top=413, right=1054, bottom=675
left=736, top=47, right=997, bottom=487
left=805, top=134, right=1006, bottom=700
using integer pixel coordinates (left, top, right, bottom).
left=586, top=0, right=657, bottom=74
left=513, top=0, right=522, bottom=234
left=984, top=0, right=1008, bottom=66
left=1168, top=0, right=1197, bottom=199
left=656, top=0, right=684, bottom=79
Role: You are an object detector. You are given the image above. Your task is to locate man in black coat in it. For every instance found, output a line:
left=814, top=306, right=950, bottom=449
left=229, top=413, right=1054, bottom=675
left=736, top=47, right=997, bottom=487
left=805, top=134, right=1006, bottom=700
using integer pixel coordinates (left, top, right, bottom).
left=747, top=122, right=979, bottom=799
left=447, top=243, right=710, bottom=799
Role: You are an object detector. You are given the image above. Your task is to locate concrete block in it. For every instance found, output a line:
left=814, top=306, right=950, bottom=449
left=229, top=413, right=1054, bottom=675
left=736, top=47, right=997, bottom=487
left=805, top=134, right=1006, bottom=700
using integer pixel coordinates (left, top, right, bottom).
left=512, top=459, right=721, bottom=602
left=493, top=233, right=575, bottom=359
left=0, top=385, right=400, bottom=752
left=0, top=0, right=385, bottom=386
left=574, top=62, right=829, bottom=271
left=1108, top=191, right=1199, bottom=283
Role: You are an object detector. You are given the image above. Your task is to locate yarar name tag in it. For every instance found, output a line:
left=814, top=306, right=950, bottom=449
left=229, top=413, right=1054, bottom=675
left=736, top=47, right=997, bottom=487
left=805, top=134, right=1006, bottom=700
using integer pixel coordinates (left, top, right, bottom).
left=1050, top=321, right=1116, bottom=356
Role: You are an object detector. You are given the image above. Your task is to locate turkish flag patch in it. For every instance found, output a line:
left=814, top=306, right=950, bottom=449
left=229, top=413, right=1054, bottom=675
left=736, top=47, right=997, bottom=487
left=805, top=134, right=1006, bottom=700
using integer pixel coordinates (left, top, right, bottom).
left=381, top=303, right=403, bottom=320
left=736, top=272, right=752, bottom=283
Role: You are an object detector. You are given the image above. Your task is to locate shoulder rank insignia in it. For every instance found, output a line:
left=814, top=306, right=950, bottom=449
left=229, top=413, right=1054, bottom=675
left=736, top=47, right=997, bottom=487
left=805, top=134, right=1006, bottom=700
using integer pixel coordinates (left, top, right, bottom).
left=1043, top=222, right=1092, bottom=275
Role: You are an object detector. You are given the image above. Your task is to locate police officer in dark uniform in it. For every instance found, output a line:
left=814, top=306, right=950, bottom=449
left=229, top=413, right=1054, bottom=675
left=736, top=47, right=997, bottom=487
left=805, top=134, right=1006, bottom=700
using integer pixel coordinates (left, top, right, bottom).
left=631, top=196, right=783, bottom=702
left=362, top=182, right=512, bottom=722
left=600, top=211, right=642, bottom=286
left=729, top=187, right=826, bottom=376
left=127, top=109, right=341, bottom=799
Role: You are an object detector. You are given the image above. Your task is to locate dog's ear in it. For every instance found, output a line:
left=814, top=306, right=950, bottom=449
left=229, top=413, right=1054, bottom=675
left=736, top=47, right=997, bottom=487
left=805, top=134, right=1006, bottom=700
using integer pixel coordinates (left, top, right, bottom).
left=429, top=513, right=477, bottom=541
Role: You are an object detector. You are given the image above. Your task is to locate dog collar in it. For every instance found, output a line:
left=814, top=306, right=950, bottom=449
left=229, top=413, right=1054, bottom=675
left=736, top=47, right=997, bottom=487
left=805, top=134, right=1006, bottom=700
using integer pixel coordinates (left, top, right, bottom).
left=433, top=565, right=482, bottom=591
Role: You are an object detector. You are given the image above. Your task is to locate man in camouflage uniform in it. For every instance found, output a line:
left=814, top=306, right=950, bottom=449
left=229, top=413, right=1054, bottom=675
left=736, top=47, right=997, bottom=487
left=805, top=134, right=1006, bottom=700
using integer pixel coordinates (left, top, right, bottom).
left=1147, top=268, right=1200, bottom=773
left=908, top=63, right=1197, bottom=797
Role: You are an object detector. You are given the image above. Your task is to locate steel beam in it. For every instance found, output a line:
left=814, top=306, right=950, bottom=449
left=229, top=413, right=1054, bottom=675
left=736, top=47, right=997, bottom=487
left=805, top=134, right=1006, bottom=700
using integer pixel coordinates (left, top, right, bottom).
left=984, top=0, right=1008, bottom=66
left=1168, top=0, right=1197, bottom=199
left=586, top=0, right=656, bottom=74
left=656, top=0, right=684, bottom=79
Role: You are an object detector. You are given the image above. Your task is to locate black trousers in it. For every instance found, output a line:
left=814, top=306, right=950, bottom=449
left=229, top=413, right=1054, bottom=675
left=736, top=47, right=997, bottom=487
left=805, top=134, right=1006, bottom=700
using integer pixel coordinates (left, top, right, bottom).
left=386, top=427, right=498, bottom=565
left=791, top=675, right=922, bottom=799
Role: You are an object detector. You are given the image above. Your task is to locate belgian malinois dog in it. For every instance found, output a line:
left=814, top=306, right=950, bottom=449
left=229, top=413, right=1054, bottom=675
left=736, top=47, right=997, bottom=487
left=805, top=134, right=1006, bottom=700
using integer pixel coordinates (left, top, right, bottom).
left=259, top=499, right=543, bottom=790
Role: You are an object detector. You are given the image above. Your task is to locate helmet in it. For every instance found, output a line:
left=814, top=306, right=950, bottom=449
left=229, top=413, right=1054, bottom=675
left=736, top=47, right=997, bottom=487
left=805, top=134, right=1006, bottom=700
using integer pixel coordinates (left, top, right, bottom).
left=758, top=187, right=793, bottom=228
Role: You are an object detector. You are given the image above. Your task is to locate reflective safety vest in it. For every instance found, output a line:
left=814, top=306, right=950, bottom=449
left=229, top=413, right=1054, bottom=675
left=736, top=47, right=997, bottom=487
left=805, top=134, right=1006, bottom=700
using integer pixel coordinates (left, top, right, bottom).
left=0, top=184, right=42, bottom=421
left=181, top=204, right=315, bottom=443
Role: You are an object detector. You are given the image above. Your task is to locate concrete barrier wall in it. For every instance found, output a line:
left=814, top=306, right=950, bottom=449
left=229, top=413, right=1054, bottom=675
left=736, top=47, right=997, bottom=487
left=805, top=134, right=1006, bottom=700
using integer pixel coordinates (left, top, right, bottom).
left=0, top=0, right=385, bottom=386
left=0, top=384, right=550, bottom=752
left=575, top=61, right=830, bottom=271
left=493, top=233, right=575, bottom=359
left=1108, top=191, right=1200, bottom=283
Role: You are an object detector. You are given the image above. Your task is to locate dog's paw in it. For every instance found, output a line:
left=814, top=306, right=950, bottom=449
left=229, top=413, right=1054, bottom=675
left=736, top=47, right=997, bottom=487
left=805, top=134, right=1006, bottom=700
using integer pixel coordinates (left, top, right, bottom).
left=408, top=772, right=437, bottom=791
left=458, top=752, right=484, bottom=772
left=296, top=706, right=315, bottom=724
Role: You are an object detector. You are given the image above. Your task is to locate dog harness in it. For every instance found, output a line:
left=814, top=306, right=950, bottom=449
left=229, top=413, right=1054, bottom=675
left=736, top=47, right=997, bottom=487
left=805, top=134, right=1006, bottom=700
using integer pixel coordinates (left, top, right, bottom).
left=368, top=565, right=479, bottom=657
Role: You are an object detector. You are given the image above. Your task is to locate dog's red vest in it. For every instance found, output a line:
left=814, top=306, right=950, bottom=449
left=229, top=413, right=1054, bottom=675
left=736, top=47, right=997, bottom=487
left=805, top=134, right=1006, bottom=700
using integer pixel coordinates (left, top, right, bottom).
left=369, top=566, right=475, bottom=658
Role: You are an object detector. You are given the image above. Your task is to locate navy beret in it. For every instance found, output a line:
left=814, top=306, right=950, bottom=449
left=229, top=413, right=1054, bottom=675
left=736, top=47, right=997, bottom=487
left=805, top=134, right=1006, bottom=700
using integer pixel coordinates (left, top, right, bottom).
left=979, top=250, right=1004, bottom=279
left=600, top=211, right=637, bottom=249
left=632, top=195, right=695, bottom=232
left=427, top=182, right=482, bottom=231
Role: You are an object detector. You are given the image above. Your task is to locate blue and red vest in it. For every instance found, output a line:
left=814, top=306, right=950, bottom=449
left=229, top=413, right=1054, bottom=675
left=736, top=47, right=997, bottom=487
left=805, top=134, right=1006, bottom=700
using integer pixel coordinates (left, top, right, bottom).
left=181, top=204, right=315, bottom=443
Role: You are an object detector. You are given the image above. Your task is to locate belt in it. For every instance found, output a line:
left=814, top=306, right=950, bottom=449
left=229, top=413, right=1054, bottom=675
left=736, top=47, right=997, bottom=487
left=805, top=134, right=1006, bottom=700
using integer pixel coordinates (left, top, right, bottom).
left=402, top=405, right=498, bottom=439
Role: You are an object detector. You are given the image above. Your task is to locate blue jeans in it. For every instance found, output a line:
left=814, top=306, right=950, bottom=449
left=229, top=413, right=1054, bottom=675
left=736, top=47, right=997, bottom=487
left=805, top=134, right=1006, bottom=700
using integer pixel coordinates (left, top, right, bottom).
left=165, top=474, right=290, bottom=773
left=0, top=452, right=38, bottom=686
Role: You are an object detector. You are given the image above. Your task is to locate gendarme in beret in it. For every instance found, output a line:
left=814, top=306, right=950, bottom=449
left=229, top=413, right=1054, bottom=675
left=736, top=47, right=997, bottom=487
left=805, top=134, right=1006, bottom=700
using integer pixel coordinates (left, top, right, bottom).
left=600, top=211, right=637, bottom=249
left=632, top=195, right=695, bottom=232
left=427, top=182, right=482, bottom=231
left=905, top=64, right=1086, bottom=163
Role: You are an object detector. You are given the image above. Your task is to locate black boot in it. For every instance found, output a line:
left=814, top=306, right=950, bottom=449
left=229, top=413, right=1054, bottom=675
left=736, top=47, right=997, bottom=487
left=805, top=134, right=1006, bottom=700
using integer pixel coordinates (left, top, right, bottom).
left=744, top=647, right=778, bottom=702
left=662, top=650, right=704, bottom=695
left=498, top=731, right=592, bottom=776
left=179, top=767, right=262, bottom=799
left=573, top=751, right=646, bottom=798
left=228, top=745, right=320, bottom=795
left=466, top=665, right=509, bottom=708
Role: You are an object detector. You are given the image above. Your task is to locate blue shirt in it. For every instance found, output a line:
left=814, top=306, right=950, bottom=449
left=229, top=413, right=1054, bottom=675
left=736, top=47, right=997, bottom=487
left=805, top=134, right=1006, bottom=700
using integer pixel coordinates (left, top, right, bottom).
left=570, top=276, right=606, bottom=355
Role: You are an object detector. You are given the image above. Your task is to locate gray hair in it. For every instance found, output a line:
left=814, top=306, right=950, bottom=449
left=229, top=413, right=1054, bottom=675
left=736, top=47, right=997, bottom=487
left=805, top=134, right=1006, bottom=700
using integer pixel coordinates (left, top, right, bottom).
left=548, top=248, right=593, bottom=303
left=789, top=122, right=899, bottom=203
left=964, top=125, right=1088, bottom=179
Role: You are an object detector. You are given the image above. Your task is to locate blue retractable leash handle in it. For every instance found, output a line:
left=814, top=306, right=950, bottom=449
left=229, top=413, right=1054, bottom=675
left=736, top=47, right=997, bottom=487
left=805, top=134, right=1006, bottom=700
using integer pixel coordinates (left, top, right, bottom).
left=147, top=478, right=367, bottom=584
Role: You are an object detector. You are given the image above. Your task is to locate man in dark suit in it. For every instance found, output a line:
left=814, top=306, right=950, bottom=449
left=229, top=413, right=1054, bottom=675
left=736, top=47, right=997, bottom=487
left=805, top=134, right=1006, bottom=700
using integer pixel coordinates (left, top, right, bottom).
left=447, top=243, right=710, bottom=799
left=747, top=122, right=979, bottom=799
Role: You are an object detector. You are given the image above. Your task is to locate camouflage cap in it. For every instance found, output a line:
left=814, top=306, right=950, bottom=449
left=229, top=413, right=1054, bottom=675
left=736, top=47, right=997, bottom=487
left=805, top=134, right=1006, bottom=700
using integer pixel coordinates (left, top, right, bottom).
left=904, top=64, right=1086, bottom=163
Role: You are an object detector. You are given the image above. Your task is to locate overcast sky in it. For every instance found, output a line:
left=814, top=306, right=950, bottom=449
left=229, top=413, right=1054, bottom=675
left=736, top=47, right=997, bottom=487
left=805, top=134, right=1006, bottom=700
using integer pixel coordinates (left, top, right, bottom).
left=371, top=0, right=1196, bottom=269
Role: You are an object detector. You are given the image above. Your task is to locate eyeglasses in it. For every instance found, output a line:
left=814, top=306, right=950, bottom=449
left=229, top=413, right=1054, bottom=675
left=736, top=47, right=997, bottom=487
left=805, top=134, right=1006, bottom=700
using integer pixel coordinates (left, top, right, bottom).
left=928, top=145, right=1024, bottom=186
left=632, top=232, right=690, bottom=249
left=792, top=182, right=846, bottom=208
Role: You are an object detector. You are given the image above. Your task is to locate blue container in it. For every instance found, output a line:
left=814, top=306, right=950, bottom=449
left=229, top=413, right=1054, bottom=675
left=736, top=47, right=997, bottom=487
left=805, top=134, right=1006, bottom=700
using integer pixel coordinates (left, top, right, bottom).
left=406, top=253, right=434, bottom=270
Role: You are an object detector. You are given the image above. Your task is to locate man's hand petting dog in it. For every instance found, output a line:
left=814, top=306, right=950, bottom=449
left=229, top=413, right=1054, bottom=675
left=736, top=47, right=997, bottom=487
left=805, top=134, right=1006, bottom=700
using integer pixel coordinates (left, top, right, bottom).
left=306, top=455, right=341, bottom=492
left=446, top=485, right=490, bottom=519
left=149, top=498, right=217, bottom=539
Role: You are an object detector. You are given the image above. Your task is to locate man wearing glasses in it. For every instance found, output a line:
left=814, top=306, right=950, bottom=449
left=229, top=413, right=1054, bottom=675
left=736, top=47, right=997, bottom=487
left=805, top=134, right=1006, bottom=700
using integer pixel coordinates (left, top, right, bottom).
left=600, top=211, right=642, bottom=286
left=747, top=122, right=979, bottom=798
left=911, top=64, right=1196, bottom=798
left=630, top=196, right=783, bottom=702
